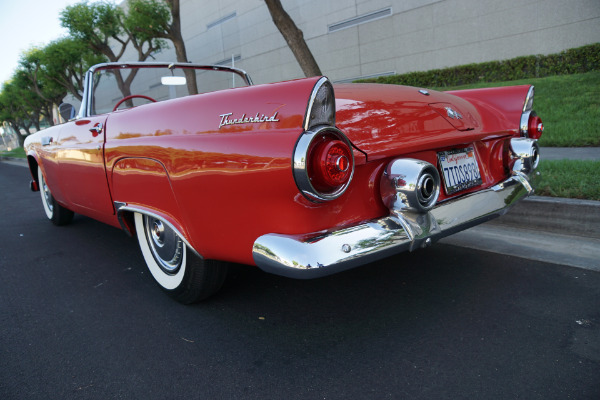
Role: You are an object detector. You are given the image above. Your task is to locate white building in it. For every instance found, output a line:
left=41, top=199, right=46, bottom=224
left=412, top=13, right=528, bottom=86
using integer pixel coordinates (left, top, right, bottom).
left=132, top=0, right=600, bottom=84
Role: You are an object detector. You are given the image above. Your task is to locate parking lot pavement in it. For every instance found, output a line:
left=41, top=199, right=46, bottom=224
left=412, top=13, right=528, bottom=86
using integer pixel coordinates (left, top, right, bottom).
left=2, top=158, right=599, bottom=400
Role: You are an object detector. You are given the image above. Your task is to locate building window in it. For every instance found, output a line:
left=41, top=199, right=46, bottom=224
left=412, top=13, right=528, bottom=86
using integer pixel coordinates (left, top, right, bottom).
left=328, top=8, right=392, bottom=33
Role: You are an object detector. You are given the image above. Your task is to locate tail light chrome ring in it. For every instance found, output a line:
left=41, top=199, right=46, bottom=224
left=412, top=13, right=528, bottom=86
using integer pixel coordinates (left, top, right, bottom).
left=293, top=125, right=355, bottom=202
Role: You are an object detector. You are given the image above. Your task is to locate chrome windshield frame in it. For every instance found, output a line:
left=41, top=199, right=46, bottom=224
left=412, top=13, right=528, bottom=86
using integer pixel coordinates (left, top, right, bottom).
left=78, top=62, right=253, bottom=118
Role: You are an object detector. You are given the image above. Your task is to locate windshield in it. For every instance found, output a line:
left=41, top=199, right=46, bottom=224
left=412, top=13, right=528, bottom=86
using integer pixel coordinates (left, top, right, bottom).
left=90, top=64, right=250, bottom=116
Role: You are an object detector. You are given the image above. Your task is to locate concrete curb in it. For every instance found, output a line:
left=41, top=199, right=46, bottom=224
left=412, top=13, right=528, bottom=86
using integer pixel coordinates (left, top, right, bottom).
left=489, top=195, right=600, bottom=239
left=540, top=147, right=600, bottom=161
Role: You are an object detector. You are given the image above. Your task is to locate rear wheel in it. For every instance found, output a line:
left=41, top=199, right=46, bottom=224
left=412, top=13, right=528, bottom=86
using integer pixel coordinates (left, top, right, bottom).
left=38, top=167, right=74, bottom=226
left=134, top=213, right=228, bottom=303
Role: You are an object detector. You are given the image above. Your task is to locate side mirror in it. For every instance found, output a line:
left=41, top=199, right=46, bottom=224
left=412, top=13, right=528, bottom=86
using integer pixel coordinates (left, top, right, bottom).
left=59, top=103, right=76, bottom=122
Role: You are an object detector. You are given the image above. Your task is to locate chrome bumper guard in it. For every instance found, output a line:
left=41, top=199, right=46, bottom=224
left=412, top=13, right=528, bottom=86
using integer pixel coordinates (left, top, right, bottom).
left=253, top=138, right=540, bottom=279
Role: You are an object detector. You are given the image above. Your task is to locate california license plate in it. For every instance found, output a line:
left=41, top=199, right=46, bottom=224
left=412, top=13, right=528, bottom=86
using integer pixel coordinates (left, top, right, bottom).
left=438, top=147, right=482, bottom=195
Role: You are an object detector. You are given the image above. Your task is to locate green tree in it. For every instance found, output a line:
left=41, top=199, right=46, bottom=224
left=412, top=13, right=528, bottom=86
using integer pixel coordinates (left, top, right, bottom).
left=0, top=73, right=44, bottom=146
left=61, top=0, right=168, bottom=99
left=19, top=49, right=68, bottom=127
left=37, top=38, right=105, bottom=101
left=264, top=0, right=322, bottom=77
left=126, top=0, right=198, bottom=94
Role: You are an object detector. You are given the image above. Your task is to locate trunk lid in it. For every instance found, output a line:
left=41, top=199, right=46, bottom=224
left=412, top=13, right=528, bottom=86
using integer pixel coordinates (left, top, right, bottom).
left=334, top=83, right=488, bottom=160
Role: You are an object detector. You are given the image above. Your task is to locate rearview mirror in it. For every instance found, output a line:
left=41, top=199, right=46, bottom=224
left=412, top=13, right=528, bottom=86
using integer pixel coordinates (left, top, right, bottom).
left=161, top=76, right=187, bottom=86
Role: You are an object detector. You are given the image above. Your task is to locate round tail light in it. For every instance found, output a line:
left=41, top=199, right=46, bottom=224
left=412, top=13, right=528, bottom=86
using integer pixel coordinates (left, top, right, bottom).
left=528, top=114, right=544, bottom=140
left=293, top=127, right=355, bottom=202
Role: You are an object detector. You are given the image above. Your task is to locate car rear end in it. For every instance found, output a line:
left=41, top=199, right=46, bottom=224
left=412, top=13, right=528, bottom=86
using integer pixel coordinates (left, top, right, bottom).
left=253, top=78, right=543, bottom=278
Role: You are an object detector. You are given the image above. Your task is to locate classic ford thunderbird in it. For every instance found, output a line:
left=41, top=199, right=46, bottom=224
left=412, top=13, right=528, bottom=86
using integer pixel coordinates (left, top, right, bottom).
left=24, top=62, right=543, bottom=303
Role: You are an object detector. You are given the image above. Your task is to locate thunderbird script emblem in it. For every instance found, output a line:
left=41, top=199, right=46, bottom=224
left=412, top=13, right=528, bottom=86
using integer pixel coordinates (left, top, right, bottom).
left=219, top=112, right=280, bottom=129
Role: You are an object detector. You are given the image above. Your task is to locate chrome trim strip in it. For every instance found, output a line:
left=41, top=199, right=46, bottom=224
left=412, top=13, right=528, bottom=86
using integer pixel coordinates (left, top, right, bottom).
left=303, top=77, right=333, bottom=131
left=520, top=111, right=532, bottom=137
left=114, top=202, right=202, bottom=259
left=522, top=86, right=535, bottom=112
left=520, top=86, right=535, bottom=137
left=254, top=141, right=540, bottom=279
left=80, top=68, right=93, bottom=119
left=292, top=125, right=355, bottom=202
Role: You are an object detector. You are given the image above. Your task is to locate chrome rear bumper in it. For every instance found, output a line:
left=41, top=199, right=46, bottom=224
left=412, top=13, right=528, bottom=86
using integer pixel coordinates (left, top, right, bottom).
left=252, top=139, right=540, bottom=279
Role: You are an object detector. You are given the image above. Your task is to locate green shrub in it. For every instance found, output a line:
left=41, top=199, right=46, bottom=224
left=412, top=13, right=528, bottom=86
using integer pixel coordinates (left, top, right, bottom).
left=356, top=43, right=600, bottom=87
left=537, top=160, right=600, bottom=200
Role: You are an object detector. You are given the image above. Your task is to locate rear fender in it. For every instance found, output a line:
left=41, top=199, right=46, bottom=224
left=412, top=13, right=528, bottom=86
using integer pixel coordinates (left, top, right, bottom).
left=445, top=85, right=533, bottom=133
left=110, top=157, right=197, bottom=253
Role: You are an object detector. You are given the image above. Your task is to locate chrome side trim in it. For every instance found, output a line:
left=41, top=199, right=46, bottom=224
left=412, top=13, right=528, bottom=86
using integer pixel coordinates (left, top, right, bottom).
left=114, top=202, right=202, bottom=259
left=520, top=86, right=535, bottom=137
left=78, top=69, right=91, bottom=119
left=520, top=111, right=532, bottom=137
left=522, top=86, right=535, bottom=112
left=254, top=142, right=540, bottom=279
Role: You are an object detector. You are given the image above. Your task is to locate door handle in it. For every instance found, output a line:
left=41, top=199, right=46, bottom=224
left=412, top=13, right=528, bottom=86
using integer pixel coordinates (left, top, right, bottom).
left=89, top=122, right=103, bottom=136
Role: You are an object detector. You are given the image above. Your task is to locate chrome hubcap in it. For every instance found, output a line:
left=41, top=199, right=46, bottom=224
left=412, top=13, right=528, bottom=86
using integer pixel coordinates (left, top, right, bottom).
left=151, top=220, right=165, bottom=247
left=144, top=215, right=183, bottom=274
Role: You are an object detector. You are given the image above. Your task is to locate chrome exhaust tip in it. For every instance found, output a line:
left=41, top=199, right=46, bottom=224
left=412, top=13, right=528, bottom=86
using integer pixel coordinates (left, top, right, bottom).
left=382, top=158, right=441, bottom=212
left=511, top=138, right=540, bottom=175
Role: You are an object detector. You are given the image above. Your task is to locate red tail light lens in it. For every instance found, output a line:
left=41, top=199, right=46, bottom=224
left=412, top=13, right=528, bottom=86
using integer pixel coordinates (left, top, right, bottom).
left=309, top=138, right=353, bottom=191
left=528, top=114, right=544, bottom=140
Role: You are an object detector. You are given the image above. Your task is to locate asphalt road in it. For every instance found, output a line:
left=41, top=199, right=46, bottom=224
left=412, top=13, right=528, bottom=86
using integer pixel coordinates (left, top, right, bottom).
left=1, top=162, right=599, bottom=400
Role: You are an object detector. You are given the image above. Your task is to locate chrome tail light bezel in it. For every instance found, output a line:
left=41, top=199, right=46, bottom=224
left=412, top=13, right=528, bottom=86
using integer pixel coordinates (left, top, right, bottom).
left=294, top=77, right=355, bottom=202
left=293, top=126, right=355, bottom=202
left=520, top=85, right=543, bottom=138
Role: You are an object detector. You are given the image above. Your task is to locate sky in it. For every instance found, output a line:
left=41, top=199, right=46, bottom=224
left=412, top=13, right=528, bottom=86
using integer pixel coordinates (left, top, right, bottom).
left=0, top=0, right=85, bottom=87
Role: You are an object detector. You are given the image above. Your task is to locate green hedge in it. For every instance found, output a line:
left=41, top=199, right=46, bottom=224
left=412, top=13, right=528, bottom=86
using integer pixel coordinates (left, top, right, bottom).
left=356, top=43, right=600, bottom=87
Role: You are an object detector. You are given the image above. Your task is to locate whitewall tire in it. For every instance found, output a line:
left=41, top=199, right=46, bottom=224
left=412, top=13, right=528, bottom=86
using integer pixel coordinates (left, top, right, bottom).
left=38, top=167, right=73, bottom=226
left=134, top=213, right=228, bottom=303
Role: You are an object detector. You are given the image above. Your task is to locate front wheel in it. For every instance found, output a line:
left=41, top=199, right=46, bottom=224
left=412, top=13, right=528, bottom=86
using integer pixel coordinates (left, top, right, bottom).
left=38, top=167, right=74, bottom=226
left=134, top=213, right=228, bottom=303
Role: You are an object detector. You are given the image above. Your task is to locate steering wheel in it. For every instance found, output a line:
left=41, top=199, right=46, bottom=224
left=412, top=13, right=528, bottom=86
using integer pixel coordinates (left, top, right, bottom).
left=113, top=94, right=156, bottom=111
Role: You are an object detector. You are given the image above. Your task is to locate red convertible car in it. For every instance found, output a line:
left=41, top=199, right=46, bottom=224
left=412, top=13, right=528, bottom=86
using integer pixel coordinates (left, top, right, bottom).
left=25, top=62, right=543, bottom=303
